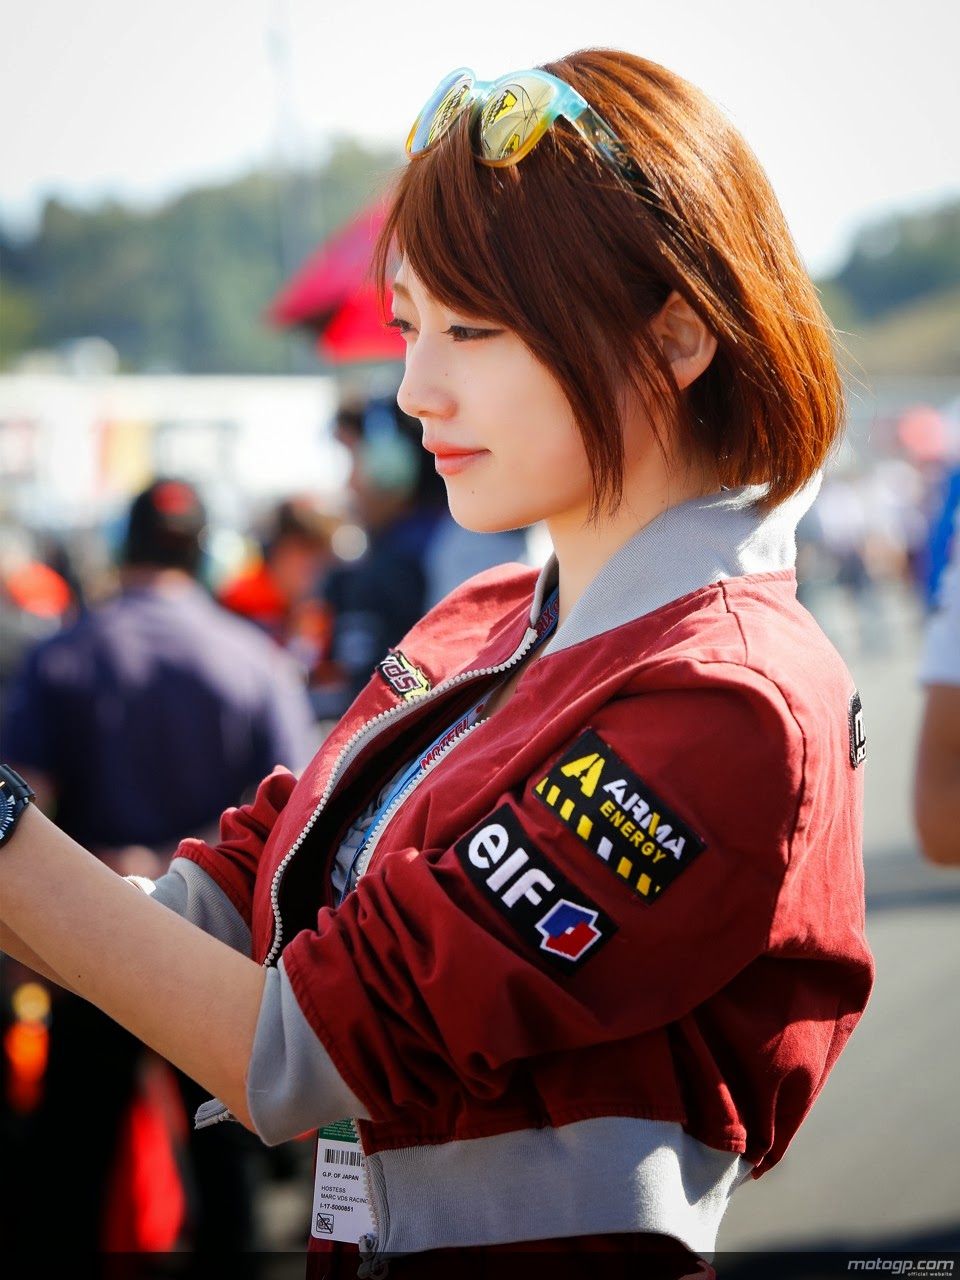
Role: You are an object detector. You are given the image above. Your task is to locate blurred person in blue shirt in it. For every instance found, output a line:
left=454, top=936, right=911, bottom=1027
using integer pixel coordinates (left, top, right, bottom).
left=310, top=398, right=449, bottom=721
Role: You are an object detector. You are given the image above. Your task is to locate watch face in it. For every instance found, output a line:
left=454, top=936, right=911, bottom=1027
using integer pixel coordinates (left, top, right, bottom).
left=0, top=790, right=16, bottom=841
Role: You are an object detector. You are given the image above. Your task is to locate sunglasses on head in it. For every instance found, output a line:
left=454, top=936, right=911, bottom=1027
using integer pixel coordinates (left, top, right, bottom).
left=406, top=66, right=645, bottom=188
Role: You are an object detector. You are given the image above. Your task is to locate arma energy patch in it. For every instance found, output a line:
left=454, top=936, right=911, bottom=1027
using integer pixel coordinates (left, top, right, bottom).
left=533, top=730, right=707, bottom=903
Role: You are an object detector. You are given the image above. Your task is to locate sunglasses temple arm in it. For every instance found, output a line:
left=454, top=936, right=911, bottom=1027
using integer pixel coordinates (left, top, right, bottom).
left=571, top=105, right=650, bottom=193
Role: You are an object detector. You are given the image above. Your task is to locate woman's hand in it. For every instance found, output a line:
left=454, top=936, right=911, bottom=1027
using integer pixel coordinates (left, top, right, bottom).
left=0, top=804, right=267, bottom=1131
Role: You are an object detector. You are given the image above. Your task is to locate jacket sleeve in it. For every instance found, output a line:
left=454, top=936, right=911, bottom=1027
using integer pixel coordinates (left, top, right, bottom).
left=277, top=671, right=859, bottom=1124
left=146, top=859, right=253, bottom=954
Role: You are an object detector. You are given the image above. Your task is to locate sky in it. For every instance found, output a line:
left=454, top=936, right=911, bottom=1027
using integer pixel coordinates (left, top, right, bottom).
left=2, top=0, right=959, bottom=278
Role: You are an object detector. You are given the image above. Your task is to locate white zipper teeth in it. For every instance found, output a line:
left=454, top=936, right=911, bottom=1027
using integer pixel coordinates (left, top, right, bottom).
left=351, top=1116, right=380, bottom=1249
left=263, top=625, right=539, bottom=966
left=352, top=716, right=487, bottom=887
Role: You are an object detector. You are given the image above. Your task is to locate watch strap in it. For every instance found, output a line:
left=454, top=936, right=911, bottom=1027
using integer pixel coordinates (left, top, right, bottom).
left=0, top=764, right=35, bottom=800
left=0, top=764, right=36, bottom=846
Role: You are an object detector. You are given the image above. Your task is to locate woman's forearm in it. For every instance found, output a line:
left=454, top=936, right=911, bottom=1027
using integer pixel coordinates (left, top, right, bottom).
left=0, top=919, right=76, bottom=990
left=0, top=804, right=266, bottom=1129
left=914, top=683, right=960, bottom=865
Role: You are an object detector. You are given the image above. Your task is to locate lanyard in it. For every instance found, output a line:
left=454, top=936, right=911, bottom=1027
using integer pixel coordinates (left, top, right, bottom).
left=338, top=587, right=560, bottom=904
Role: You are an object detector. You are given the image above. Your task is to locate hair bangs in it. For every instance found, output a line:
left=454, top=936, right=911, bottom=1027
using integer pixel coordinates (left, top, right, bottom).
left=374, top=127, right=517, bottom=327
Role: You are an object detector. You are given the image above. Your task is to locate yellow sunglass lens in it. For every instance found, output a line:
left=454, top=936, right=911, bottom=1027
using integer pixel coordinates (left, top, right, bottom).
left=408, top=73, right=474, bottom=154
left=425, top=81, right=472, bottom=146
left=477, top=78, right=557, bottom=164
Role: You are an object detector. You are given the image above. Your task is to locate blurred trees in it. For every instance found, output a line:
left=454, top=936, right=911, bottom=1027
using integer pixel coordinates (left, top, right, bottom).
left=832, top=202, right=960, bottom=319
left=0, top=151, right=957, bottom=378
left=824, top=201, right=960, bottom=378
left=0, top=138, right=401, bottom=374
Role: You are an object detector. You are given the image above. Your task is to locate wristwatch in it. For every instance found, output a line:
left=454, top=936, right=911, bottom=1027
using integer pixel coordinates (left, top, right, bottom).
left=0, top=764, right=36, bottom=847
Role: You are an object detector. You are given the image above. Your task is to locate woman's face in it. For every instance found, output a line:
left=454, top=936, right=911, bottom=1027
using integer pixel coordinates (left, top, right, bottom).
left=391, top=264, right=594, bottom=537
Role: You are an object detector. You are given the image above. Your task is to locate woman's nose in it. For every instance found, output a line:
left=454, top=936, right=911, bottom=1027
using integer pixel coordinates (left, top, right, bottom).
left=396, top=342, right=455, bottom=423
left=395, top=371, right=419, bottom=420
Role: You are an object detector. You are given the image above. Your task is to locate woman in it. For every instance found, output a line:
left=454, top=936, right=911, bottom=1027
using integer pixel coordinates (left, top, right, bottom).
left=0, top=48, right=873, bottom=1277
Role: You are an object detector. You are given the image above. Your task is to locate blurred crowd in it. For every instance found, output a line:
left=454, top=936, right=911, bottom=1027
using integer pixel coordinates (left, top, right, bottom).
left=795, top=436, right=960, bottom=651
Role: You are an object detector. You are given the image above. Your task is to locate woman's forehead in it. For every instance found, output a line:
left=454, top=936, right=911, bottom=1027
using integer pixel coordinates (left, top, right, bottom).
left=390, top=263, right=432, bottom=307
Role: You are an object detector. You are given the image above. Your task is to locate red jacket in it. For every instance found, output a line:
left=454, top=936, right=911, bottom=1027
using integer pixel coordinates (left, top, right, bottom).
left=170, top=489, right=874, bottom=1257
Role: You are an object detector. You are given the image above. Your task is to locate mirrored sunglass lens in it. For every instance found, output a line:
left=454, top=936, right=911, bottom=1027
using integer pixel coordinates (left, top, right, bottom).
left=409, top=74, right=473, bottom=153
left=476, top=75, right=558, bottom=162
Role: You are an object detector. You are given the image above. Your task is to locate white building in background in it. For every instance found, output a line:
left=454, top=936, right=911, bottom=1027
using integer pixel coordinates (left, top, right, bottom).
left=0, top=371, right=350, bottom=537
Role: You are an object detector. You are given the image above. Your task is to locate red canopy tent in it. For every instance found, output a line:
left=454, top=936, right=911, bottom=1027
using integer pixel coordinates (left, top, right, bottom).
left=266, top=201, right=404, bottom=365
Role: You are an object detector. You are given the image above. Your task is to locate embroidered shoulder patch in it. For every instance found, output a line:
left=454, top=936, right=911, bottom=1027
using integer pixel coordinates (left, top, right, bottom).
left=533, top=730, right=706, bottom=904
left=454, top=805, right=616, bottom=972
left=377, top=650, right=431, bottom=701
left=848, top=689, right=866, bottom=768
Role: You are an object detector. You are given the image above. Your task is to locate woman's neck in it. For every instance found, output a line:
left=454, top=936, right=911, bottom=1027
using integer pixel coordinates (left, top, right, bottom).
left=547, top=463, right=717, bottom=626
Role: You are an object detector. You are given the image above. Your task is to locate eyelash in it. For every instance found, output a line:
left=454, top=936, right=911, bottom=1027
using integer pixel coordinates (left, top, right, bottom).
left=446, top=324, right=500, bottom=342
left=386, top=318, right=500, bottom=343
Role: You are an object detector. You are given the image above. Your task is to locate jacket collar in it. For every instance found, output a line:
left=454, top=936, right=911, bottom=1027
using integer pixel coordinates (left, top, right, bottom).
left=531, top=478, right=821, bottom=655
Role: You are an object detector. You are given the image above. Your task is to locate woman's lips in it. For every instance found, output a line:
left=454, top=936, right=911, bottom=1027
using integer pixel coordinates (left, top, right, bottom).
left=429, top=448, right=488, bottom=477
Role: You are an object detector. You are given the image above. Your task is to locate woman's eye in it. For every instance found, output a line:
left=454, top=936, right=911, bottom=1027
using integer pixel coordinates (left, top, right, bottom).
left=446, top=324, right=501, bottom=342
left=386, top=317, right=417, bottom=339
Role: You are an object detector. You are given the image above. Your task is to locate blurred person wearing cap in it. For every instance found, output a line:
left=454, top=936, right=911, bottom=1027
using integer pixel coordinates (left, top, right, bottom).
left=0, top=477, right=318, bottom=1257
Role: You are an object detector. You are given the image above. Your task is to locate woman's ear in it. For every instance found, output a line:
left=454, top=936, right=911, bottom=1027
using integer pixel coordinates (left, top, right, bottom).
left=650, top=291, right=718, bottom=390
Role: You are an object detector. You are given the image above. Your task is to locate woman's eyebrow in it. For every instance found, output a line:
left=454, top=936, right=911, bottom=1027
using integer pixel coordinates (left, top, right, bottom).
left=391, top=281, right=412, bottom=301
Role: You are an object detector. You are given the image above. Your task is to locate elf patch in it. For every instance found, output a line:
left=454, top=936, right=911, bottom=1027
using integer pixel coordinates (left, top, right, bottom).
left=454, top=805, right=616, bottom=972
left=377, top=650, right=431, bottom=701
left=534, top=730, right=706, bottom=903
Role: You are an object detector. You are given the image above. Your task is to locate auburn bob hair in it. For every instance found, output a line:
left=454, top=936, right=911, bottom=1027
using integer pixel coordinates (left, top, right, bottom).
left=373, top=48, right=845, bottom=513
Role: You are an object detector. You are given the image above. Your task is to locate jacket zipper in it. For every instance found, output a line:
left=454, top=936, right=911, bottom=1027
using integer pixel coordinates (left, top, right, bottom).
left=353, top=1116, right=382, bottom=1269
left=263, top=620, right=540, bottom=967
left=341, top=711, right=487, bottom=1266
left=353, top=715, right=487, bottom=888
